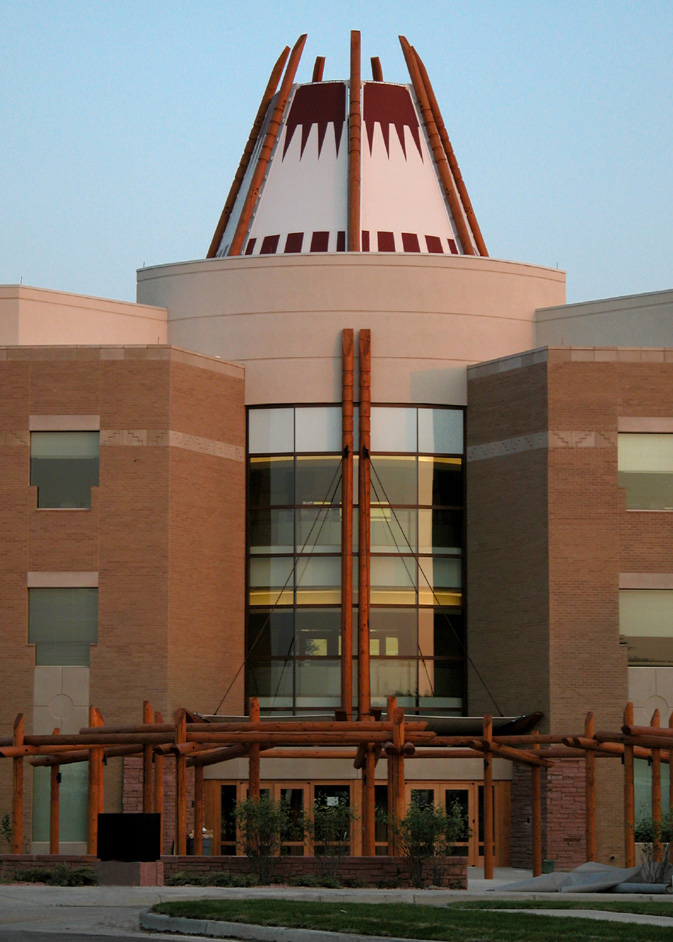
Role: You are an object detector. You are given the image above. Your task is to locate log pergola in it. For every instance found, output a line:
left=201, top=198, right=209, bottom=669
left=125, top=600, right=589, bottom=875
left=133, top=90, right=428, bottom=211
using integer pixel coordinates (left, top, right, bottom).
left=1, top=699, right=671, bottom=877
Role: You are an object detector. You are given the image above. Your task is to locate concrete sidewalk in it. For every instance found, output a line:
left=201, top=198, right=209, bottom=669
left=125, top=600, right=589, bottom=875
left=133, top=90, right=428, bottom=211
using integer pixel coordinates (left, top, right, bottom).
left=0, top=869, right=670, bottom=939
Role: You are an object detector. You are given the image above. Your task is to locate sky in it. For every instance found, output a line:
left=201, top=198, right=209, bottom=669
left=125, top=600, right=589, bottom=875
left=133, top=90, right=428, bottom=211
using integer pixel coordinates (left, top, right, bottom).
left=1, top=0, right=672, bottom=304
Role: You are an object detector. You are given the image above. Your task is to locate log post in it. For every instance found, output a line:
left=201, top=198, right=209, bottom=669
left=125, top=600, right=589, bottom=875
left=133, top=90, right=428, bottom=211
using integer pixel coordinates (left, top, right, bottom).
left=623, top=702, right=635, bottom=867
left=348, top=30, right=361, bottom=251
left=483, top=714, right=494, bottom=879
left=12, top=714, right=24, bottom=854
left=175, top=708, right=187, bottom=856
left=531, top=732, right=542, bottom=877
left=362, top=739, right=376, bottom=856
left=49, top=727, right=60, bottom=855
left=651, top=709, right=661, bottom=862
left=87, top=706, right=103, bottom=855
left=248, top=697, right=261, bottom=800
left=193, top=764, right=204, bottom=855
left=142, top=701, right=154, bottom=814
left=357, top=329, right=371, bottom=718
left=584, top=712, right=596, bottom=862
left=670, top=711, right=673, bottom=853
left=341, top=328, right=354, bottom=715
left=154, top=712, right=164, bottom=856
left=394, top=707, right=405, bottom=836
left=386, top=697, right=396, bottom=854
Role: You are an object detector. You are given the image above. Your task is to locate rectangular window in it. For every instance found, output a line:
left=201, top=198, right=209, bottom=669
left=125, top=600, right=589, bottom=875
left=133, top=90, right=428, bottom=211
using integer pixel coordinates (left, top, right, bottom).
left=28, top=587, right=98, bottom=666
left=31, top=432, right=99, bottom=509
left=618, top=434, right=673, bottom=510
left=619, top=589, right=673, bottom=665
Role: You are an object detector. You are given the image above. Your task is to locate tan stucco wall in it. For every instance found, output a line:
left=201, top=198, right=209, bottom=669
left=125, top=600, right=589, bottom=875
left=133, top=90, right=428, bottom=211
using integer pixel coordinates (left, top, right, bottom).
left=0, top=285, right=168, bottom=346
left=536, top=289, right=673, bottom=348
left=137, top=254, right=566, bottom=406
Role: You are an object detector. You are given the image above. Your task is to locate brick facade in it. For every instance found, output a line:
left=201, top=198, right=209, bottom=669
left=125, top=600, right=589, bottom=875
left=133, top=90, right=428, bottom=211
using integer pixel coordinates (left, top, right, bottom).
left=0, top=346, right=245, bottom=839
left=467, top=347, right=673, bottom=867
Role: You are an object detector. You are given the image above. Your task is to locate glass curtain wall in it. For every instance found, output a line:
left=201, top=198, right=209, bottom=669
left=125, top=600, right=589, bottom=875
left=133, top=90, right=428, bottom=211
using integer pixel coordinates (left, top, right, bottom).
left=247, top=405, right=465, bottom=714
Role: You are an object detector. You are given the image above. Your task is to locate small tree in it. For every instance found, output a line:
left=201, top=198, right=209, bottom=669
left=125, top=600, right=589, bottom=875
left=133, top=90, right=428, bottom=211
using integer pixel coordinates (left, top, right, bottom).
left=396, top=798, right=468, bottom=888
left=308, top=796, right=356, bottom=879
left=635, top=809, right=673, bottom=884
left=0, top=814, right=11, bottom=848
left=234, top=795, right=289, bottom=884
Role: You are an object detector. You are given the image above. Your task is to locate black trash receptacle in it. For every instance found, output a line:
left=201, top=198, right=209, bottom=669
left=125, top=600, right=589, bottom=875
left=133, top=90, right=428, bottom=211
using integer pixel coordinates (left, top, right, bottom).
left=98, top=813, right=161, bottom=861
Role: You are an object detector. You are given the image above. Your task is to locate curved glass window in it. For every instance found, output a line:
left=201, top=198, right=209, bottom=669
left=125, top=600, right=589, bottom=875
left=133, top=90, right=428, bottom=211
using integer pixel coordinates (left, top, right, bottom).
left=246, top=405, right=465, bottom=714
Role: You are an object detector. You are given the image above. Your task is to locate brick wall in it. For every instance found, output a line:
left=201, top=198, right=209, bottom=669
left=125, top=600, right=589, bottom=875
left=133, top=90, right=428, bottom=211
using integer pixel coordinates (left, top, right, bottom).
left=122, top=755, right=195, bottom=853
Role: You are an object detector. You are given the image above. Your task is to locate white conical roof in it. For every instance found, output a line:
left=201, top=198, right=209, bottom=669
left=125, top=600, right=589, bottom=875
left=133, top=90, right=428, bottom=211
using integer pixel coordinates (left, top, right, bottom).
left=208, top=35, right=487, bottom=261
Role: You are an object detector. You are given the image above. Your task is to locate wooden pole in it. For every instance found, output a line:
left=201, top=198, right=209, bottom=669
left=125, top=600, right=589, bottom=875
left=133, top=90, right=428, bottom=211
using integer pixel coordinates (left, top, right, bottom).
left=12, top=714, right=24, bottom=854
left=651, top=709, right=661, bottom=862
left=370, top=57, right=383, bottom=81
left=399, top=36, right=475, bottom=256
left=412, top=47, right=488, bottom=257
left=154, top=712, right=164, bottom=857
left=483, top=714, right=494, bottom=879
left=175, top=708, right=187, bottom=856
left=584, top=712, right=596, bottom=862
left=358, top=328, right=371, bottom=718
left=362, top=737, right=376, bottom=856
left=49, top=727, right=60, bottom=855
left=341, top=328, right=354, bottom=715
left=623, top=702, right=635, bottom=867
left=142, top=701, right=154, bottom=814
left=248, top=697, right=261, bottom=800
left=531, top=732, right=542, bottom=877
left=206, top=45, right=290, bottom=257
left=670, top=712, right=673, bottom=840
left=387, top=697, right=396, bottom=854
left=347, top=30, right=361, bottom=251
left=87, top=706, right=103, bottom=855
left=312, top=56, right=325, bottom=82
left=228, top=35, right=307, bottom=257
left=193, top=764, right=204, bottom=855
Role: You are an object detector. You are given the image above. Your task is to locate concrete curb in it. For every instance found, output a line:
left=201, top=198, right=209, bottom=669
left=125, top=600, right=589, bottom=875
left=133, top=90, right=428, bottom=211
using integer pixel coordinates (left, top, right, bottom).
left=139, top=910, right=432, bottom=942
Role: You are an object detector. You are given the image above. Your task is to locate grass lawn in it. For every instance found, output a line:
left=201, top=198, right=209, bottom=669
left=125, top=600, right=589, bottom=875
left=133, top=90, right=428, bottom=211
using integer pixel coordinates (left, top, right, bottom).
left=152, top=898, right=673, bottom=941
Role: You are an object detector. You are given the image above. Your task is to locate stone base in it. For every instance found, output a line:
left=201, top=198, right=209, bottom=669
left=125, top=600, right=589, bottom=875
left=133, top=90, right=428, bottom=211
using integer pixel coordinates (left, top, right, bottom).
left=97, top=860, right=164, bottom=886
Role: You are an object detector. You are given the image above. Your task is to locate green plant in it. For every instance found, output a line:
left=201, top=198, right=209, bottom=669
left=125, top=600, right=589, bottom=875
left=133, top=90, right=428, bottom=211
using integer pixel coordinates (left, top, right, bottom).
left=166, top=870, right=258, bottom=887
left=234, top=794, right=289, bottom=884
left=634, top=809, right=673, bottom=884
left=307, top=796, right=356, bottom=879
left=395, top=797, right=469, bottom=888
left=0, top=813, right=11, bottom=847
left=287, top=873, right=340, bottom=888
left=19, top=864, right=97, bottom=886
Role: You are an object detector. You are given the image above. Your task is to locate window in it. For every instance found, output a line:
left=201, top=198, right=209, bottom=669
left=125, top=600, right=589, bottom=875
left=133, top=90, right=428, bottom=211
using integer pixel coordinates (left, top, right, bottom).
left=28, top=587, right=98, bottom=665
left=618, top=434, right=673, bottom=510
left=619, top=589, right=673, bottom=665
left=31, top=431, right=99, bottom=508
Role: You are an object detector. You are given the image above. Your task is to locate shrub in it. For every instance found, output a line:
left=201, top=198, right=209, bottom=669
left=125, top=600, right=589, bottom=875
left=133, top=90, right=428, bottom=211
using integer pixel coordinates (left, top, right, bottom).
left=0, top=813, right=11, bottom=848
left=18, top=864, right=98, bottom=886
left=287, top=873, right=340, bottom=888
left=166, top=870, right=258, bottom=887
left=395, top=797, right=469, bottom=888
left=307, top=796, right=356, bottom=879
left=634, top=809, right=673, bottom=884
left=234, top=795, right=290, bottom=884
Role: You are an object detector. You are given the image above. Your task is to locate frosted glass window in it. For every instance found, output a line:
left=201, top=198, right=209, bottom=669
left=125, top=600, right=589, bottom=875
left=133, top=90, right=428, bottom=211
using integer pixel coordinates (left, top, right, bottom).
left=371, top=407, right=417, bottom=453
left=371, top=456, right=417, bottom=505
left=370, top=608, right=417, bottom=656
left=31, top=432, right=99, bottom=509
left=249, top=557, right=294, bottom=588
left=370, top=659, right=417, bottom=700
left=418, top=409, right=463, bottom=455
left=620, top=589, right=673, bottom=664
left=295, top=456, right=342, bottom=505
left=247, top=661, right=293, bottom=707
left=296, top=507, right=341, bottom=553
left=618, top=434, right=673, bottom=509
left=296, top=556, right=340, bottom=587
left=418, top=558, right=462, bottom=605
left=249, top=408, right=294, bottom=454
left=296, top=659, right=341, bottom=704
left=33, top=764, right=88, bottom=842
left=371, top=557, right=416, bottom=603
left=296, top=608, right=341, bottom=656
left=295, top=407, right=341, bottom=453
left=29, top=587, right=98, bottom=666
left=370, top=506, right=416, bottom=553
left=418, top=509, right=462, bottom=554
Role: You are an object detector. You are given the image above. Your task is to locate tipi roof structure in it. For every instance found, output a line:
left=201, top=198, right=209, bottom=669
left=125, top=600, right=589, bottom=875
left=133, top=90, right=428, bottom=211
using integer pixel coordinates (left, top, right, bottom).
left=207, top=33, right=487, bottom=260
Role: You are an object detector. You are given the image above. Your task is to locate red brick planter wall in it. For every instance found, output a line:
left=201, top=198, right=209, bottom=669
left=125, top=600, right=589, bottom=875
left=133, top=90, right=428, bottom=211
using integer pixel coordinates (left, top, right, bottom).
left=161, top=854, right=467, bottom=889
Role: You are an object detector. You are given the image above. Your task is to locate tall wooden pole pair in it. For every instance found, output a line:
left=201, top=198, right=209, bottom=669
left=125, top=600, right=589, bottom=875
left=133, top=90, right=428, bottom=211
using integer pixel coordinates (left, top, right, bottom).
left=341, top=326, right=374, bottom=854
